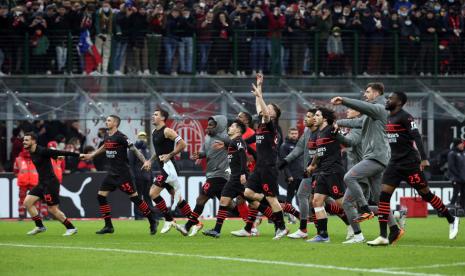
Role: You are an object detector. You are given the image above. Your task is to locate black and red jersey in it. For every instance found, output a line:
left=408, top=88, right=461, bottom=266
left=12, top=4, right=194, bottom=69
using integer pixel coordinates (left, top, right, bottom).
left=228, top=136, right=248, bottom=178
left=307, top=131, right=318, bottom=165
left=30, top=146, right=79, bottom=183
left=315, top=125, right=344, bottom=174
left=386, top=109, right=427, bottom=164
left=104, top=130, right=132, bottom=176
left=255, top=119, right=278, bottom=167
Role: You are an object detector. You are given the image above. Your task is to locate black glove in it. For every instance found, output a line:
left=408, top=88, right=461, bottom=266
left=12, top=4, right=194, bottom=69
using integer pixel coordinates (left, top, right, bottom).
left=277, top=159, right=288, bottom=170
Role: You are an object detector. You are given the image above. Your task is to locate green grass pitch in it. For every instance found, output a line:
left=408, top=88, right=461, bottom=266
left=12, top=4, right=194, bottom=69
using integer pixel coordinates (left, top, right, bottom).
left=0, top=216, right=463, bottom=275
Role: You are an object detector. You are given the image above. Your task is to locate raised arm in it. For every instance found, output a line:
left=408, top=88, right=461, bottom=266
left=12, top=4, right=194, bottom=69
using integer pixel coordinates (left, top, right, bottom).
left=336, top=116, right=365, bottom=129
left=44, top=148, right=80, bottom=158
left=253, top=74, right=270, bottom=123
left=340, top=97, right=386, bottom=120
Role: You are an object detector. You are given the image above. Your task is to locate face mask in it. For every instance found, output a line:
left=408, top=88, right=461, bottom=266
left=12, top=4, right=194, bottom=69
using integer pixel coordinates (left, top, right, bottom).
left=448, top=0, right=454, bottom=3
left=103, top=7, right=110, bottom=12
left=434, top=5, right=441, bottom=11
left=383, top=10, right=389, bottom=15
left=334, top=8, right=342, bottom=13
left=343, top=11, right=350, bottom=16
left=405, top=20, right=412, bottom=25
left=399, top=11, right=408, bottom=17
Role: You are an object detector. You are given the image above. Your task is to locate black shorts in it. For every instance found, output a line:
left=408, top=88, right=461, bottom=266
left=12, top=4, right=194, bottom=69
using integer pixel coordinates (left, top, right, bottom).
left=382, top=162, right=428, bottom=190
left=153, top=167, right=177, bottom=192
left=29, top=179, right=60, bottom=206
left=201, top=177, right=228, bottom=199
left=246, top=165, right=279, bottom=197
left=221, top=177, right=245, bottom=199
left=100, top=174, right=137, bottom=195
left=313, top=172, right=345, bottom=199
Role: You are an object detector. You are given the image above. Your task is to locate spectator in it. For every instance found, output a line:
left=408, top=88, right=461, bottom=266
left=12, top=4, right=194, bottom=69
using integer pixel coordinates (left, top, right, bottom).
left=178, top=7, right=195, bottom=74
left=263, top=2, right=285, bottom=75
left=50, top=4, right=72, bottom=74
left=14, top=149, right=39, bottom=220
left=247, top=5, right=268, bottom=75
left=128, top=5, right=150, bottom=75
left=93, top=127, right=107, bottom=171
left=287, top=10, right=308, bottom=75
left=0, top=5, right=8, bottom=76
left=95, top=0, right=115, bottom=75
left=112, top=3, right=132, bottom=75
left=164, top=8, right=182, bottom=75
left=365, top=9, right=388, bottom=75
left=438, top=39, right=451, bottom=75
left=11, top=6, right=28, bottom=74
left=445, top=6, right=462, bottom=74
left=147, top=3, right=165, bottom=75
left=279, top=127, right=303, bottom=205
left=418, top=9, right=439, bottom=76
left=77, top=145, right=97, bottom=172
left=66, top=120, right=86, bottom=147
left=230, top=1, right=250, bottom=76
left=315, top=6, right=333, bottom=76
left=10, top=128, right=24, bottom=164
left=211, top=11, right=232, bottom=75
left=29, top=12, right=50, bottom=74
left=78, top=5, right=102, bottom=75
left=128, top=132, right=154, bottom=220
left=326, top=26, right=344, bottom=75
left=399, top=15, right=419, bottom=74
left=196, top=9, right=214, bottom=75
left=448, top=138, right=465, bottom=208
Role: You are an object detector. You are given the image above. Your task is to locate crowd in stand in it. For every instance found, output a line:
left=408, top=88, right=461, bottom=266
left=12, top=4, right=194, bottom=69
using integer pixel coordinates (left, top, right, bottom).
left=1, top=0, right=465, bottom=76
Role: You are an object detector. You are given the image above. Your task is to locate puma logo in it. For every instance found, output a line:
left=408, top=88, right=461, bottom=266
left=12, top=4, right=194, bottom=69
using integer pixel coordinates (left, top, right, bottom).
left=60, top=177, right=92, bottom=217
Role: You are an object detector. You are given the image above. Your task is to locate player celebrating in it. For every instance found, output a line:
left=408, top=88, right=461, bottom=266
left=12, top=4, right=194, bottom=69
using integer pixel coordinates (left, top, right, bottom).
left=231, top=74, right=289, bottom=240
left=22, top=132, right=79, bottom=236
left=142, top=108, right=192, bottom=234
left=368, top=92, right=460, bottom=246
left=176, top=115, right=230, bottom=236
left=82, top=115, right=158, bottom=235
left=306, top=107, right=346, bottom=243
left=203, top=120, right=249, bottom=238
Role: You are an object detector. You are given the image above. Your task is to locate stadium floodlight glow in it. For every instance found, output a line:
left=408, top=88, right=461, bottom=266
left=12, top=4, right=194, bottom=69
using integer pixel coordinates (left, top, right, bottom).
left=5, top=90, right=35, bottom=120
left=141, top=79, right=181, bottom=120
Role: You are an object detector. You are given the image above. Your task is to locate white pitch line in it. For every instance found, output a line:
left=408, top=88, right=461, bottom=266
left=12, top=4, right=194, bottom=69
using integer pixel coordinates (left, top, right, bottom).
left=380, top=262, right=465, bottom=271
left=0, top=243, right=443, bottom=276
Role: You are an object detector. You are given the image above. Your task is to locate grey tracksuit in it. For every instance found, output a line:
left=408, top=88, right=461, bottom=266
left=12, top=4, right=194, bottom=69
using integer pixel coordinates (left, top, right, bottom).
left=283, top=128, right=315, bottom=221
left=337, top=96, right=396, bottom=233
left=199, top=115, right=230, bottom=180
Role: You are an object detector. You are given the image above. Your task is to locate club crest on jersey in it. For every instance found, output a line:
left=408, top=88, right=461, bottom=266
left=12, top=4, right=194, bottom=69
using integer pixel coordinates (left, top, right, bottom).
left=171, top=119, right=205, bottom=155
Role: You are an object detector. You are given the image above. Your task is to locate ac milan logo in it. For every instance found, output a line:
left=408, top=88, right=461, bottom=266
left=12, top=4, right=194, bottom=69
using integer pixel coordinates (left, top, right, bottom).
left=172, top=119, right=205, bottom=154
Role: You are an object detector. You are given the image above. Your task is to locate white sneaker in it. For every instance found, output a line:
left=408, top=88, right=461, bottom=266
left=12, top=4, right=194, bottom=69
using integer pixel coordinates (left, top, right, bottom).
left=114, top=70, right=124, bottom=76
left=287, top=229, right=308, bottom=239
left=346, top=225, right=354, bottom=240
left=449, top=217, right=460, bottom=240
left=27, top=226, right=47, bottom=235
left=137, top=70, right=143, bottom=76
left=143, top=69, right=151, bottom=76
left=170, top=72, right=178, bottom=76
left=175, top=224, right=188, bottom=236
left=0, top=71, right=6, bottom=76
left=63, top=228, right=78, bottom=236
left=367, top=236, right=389, bottom=246
left=231, top=229, right=251, bottom=237
left=273, top=228, right=289, bottom=240
left=90, top=71, right=101, bottom=76
left=343, top=233, right=365, bottom=244
left=188, top=222, right=203, bottom=237
left=161, top=220, right=176, bottom=234
left=251, top=227, right=259, bottom=236
left=46, top=70, right=52, bottom=75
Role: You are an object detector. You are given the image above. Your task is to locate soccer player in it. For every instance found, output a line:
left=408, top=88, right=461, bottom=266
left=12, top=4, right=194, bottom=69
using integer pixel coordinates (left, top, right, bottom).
left=176, top=115, right=230, bottom=236
left=141, top=109, right=192, bottom=234
left=22, top=132, right=79, bottom=236
left=203, top=120, right=249, bottom=238
left=81, top=115, right=158, bottom=235
left=231, top=73, right=289, bottom=240
left=306, top=107, right=346, bottom=243
left=331, top=83, right=391, bottom=222
left=368, top=92, right=460, bottom=246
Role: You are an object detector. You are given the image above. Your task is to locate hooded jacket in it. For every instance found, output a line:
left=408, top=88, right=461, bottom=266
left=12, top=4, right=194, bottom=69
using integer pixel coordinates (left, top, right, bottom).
left=199, top=115, right=230, bottom=180
left=337, top=96, right=391, bottom=166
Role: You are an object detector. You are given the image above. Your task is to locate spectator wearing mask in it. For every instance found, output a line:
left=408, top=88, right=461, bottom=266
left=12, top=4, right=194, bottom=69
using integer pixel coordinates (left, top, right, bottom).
left=128, top=132, right=154, bottom=220
left=279, top=128, right=304, bottom=205
left=95, top=1, right=115, bottom=75
left=178, top=7, right=195, bottom=74
left=128, top=5, right=150, bottom=75
left=326, top=26, right=344, bottom=75
left=448, top=138, right=465, bottom=208
left=366, top=9, right=388, bottom=75
left=230, top=2, right=250, bottom=76
left=147, top=4, right=165, bottom=75
left=399, top=15, right=419, bottom=74
left=77, top=146, right=96, bottom=172
left=14, top=149, right=39, bottom=220
left=418, top=9, right=439, bottom=75
left=164, top=8, right=182, bottom=75
left=50, top=4, right=71, bottom=74
left=196, top=9, right=214, bottom=75
left=247, top=5, right=268, bottom=75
